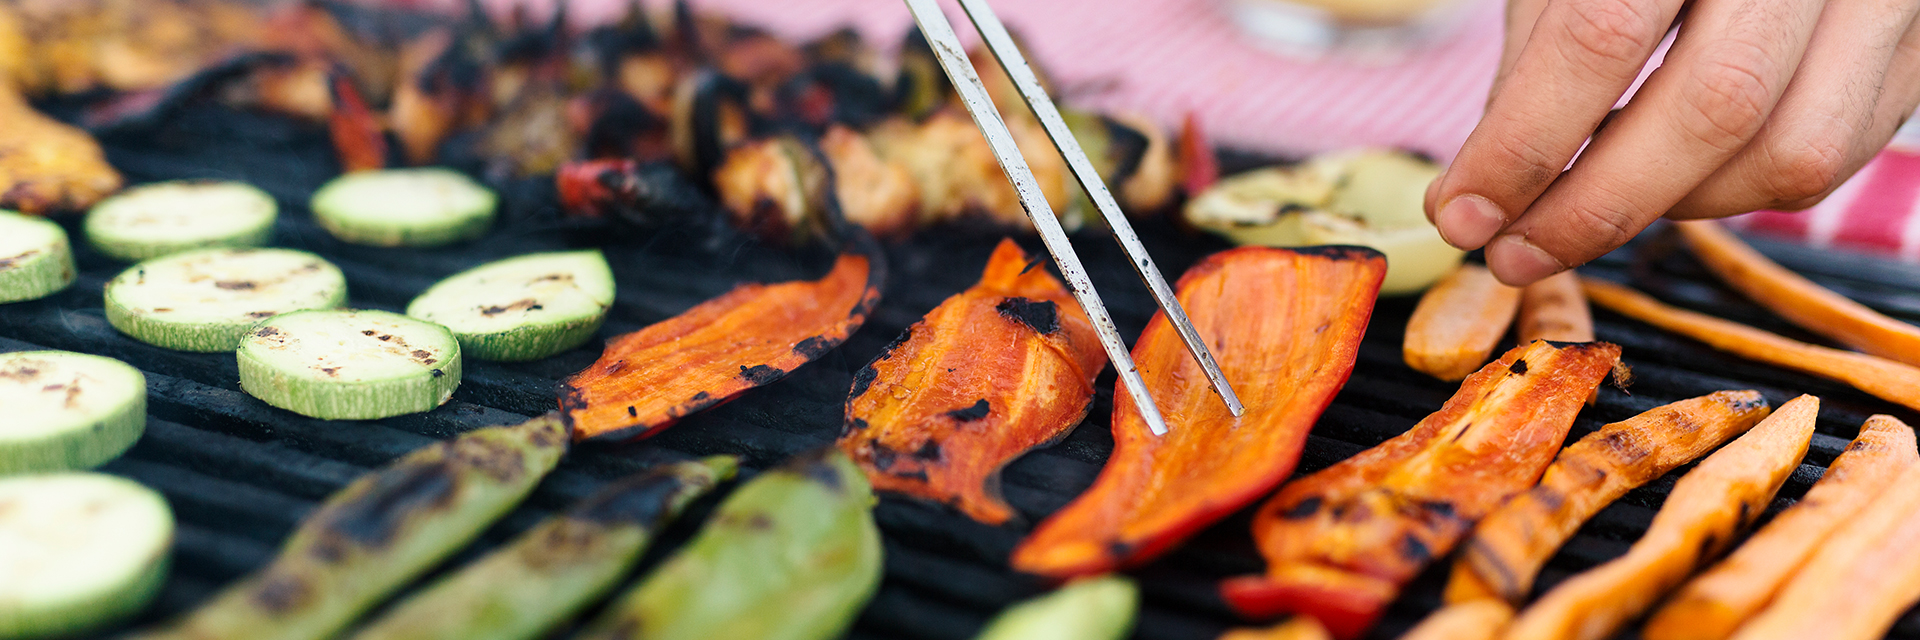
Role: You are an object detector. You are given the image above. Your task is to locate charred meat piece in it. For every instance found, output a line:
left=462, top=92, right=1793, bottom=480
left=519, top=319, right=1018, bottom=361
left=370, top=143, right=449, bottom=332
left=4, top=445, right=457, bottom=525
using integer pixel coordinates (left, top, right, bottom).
left=711, top=136, right=830, bottom=244
left=818, top=125, right=916, bottom=238
left=1012, top=246, right=1387, bottom=579
left=555, top=158, right=717, bottom=231
left=0, top=0, right=264, bottom=96
left=841, top=239, right=1106, bottom=524
left=868, top=110, right=1071, bottom=231
left=0, top=84, right=123, bottom=213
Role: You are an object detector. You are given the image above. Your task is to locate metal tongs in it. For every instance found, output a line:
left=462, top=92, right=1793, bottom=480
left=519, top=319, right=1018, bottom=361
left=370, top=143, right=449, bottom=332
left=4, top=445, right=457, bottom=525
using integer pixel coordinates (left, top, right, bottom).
left=901, top=0, right=1244, bottom=435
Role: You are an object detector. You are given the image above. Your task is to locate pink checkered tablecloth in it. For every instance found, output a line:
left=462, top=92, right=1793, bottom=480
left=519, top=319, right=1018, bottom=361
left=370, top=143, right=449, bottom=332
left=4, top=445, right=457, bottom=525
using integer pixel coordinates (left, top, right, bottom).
left=419, top=0, right=1920, bottom=260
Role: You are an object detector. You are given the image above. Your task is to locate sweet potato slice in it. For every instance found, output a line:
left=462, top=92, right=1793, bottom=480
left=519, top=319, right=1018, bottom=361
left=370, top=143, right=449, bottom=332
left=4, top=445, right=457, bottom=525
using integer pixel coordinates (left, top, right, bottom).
left=1221, top=340, right=1621, bottom=639
left=1515, top=271, right=1592, bottom=343
left=561, top=250, right=884, bottom=442
left=1498, top=395, right=1819, bottom=640
left=1726, top=461, right=1920, bottom=640
left=1444, top=391, right=1772, bottom=605
left=1643, top=414, right=1918, bottom=640
left=1404, top=264, right=1522, bottom=381
left=1677, top=220, right=1920, bottom=367
left=1582, top=278, right=1920, bottom=412
left=1010, top=246, right=1387, bottom=579
left=840, top=239, right=1106, bottom=524
left=1399, top=600, right=1513, bottom=640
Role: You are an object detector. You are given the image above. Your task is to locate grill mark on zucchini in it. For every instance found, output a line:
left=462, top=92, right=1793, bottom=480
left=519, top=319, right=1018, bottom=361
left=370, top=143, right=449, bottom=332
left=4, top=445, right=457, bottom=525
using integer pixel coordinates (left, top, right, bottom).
left=0, top=249, right=39, bottom=269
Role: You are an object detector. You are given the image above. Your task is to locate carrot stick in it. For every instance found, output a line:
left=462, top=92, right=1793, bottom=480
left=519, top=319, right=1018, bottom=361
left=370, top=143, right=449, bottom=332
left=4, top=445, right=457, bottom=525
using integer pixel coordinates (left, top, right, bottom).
left=1581, top=278, right=1920, bottom=413
left=1515, top=271, right=1592, bottom=343
left=1404, top=265, right=1521, bottom=381
left=1644, top=414, right=1917, bottom=640
left=1498, top=395, right=1819, bottom=640
left=1727, top=461, right=1920, bottom=640
left=1677, top=220, right=1920, bottom=367
left=1399, top=600, right=1513, bottom=640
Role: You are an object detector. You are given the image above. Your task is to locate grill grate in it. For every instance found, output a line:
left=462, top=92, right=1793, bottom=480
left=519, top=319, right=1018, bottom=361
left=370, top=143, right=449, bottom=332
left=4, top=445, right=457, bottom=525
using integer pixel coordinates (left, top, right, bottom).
left=7, top=103, right=1920, bottom=640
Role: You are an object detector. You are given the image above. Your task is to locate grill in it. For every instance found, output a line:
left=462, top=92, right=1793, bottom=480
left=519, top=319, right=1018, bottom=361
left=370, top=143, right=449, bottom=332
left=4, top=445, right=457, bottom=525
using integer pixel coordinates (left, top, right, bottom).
left=9, top=99, right=1920, bottom=640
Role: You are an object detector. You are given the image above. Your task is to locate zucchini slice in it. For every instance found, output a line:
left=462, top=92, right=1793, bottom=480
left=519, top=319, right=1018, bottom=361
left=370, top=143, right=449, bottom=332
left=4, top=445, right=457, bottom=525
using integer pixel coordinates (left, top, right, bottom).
left=0, top=210, right=76, bottom=304
left=405, top=250, right=615, bottom=362
left=310, top=168, right=497, bottom=247
left=236, top=309, right=462, bottom=420
left=0, top=473, right=173, bottom=640
left=83, top=181, right=278, bottom=262
left=105, top=248, right=349, bottom=353
left=0, top=350, right=146, bottom=474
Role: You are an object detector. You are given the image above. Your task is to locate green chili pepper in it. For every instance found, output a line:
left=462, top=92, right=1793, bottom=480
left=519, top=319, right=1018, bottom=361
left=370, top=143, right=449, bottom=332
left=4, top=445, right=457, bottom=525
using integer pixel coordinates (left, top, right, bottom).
left=575, top=448, right=883, bottom=640
left=131, top=413, right=569, bottom=640
left=347, top=455, right=739, bottom=640
left=974, top=575, right=1139, bottom=640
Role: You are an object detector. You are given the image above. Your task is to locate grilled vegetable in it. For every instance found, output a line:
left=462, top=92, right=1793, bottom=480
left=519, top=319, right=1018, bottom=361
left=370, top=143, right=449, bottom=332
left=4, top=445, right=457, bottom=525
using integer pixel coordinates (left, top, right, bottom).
left=1221, top=340, right=1622, bottom=639
left=1403, top=265, right=1522, bottom=381
left=347, top=456, right=738, bottom=640
left=327, top=69, right=392, bottom=174
left=575, top=448, right=882, bottom=640
left=0, top=473, right=173, bottom=639
left=0, top=350, right=145, bottom=474
left=1183, top=150, right=1464, bottom=294
left=1725, top=461, right=1920, bottom=640
left=713, top=136, right=830, bottom=244
left=842, top=238, right=1105, bottom=524
left=671, top=70, right=755, bottom=179
left=131, top=414, right=568, bottom=640
left=1399, top=600, right=1512, bottom=640
left=1444, top=391, right=1772, bottom=605
left=1515, top=271, right=1592, bottom=343
left=1677, top=219, right=1920, bottom=367
left=1217, top=618, right=1335, bottom=640
left=1583, top=278, right=1920, bottom=412
left=555, top=158, right=718, bottom=231
left=236, top=309, right=461, bottom=420
left=1499, top=395, right=1818, bottom=640
left=1643, top=414, right=1918, bottom=640
left=973, top=575, right=1139, bottom=640
left=562, top=248, right=883, bottom=442
left=0, top=209, right=75, bottom=303
left=1014, top=246, right=1387, bottom=578
left=310, top=168, right=497, bottom=248
left=83, top=181, right=277, bottom=262
left=105, top=248, right=348, bottom=353
left=0, top=84, right=122, bottom=214
left=818, top=124, right=916, bottom=237
left=405, top=250, right=615, bottom=362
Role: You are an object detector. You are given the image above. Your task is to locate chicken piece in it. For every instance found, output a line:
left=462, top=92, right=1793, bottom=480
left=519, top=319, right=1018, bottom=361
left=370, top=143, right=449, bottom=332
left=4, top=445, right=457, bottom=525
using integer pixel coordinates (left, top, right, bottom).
left=2, top=0, right=263, bottom=96
left=818, top=125, right=916, bottom=238
left=0, top=84, right=122, bottom=213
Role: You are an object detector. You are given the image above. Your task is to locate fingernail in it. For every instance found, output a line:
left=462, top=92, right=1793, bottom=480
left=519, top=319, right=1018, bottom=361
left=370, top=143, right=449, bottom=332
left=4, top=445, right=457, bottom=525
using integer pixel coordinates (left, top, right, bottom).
left=1434, top=194, right=1505, bottom=249
left=1423, top=168, right=1447, bottom=222
left=1485, top=235, right=1566, bottom=286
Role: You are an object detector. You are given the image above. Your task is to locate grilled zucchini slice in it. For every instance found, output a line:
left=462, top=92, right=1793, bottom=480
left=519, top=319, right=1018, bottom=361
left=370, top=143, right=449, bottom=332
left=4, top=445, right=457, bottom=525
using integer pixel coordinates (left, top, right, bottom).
left=0, top=210, right=75, bottom=304
left=405, top=250, right=615, bottom=362
left=84, top=181, right=277, bottom=262
left=0, top=473, right=172, bottom=639
left=0, top=350, right=146, bottom=474
left=236, top=309, right=462, bottom=420
left=310, top=168, right=497, bottom=248
left=105, top=248, right=348, bottom=352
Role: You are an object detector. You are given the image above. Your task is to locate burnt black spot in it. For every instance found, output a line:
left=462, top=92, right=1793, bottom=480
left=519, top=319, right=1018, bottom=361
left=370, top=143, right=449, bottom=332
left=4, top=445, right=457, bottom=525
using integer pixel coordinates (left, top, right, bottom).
left=842, top=418, right=869, bottom=436
left=0, top=250, right=40, bottom=270
left=1697, top=532, right=1720, bottom=560
left=870, top=441, right=897, bottom=471
left=577, top=473, right=688, bottom=526
left=1020, top=255, right=1044, bottom=275
left=793, top=335, right=837, bottom=358
left=946, top=399, right=990, bottom=422
left=251, top=573, right=311, bottom=613
left=411, top=350, right=434, bottom=361
left=362, top=330, right=377, bottom=336
left=1422, top=500, right=1457, bottom=519
left=880, top=327, right=913, bottom=359
left=1284, top=496, right=1323, bottom=519
left=1510, top=359, right=1529, bottom=375
left=430, top=369, right=445, bottom=378
left=738, top=364, right=784, bottom=384
left=996, top=297, right=1060, bottom=334
left=1533, top=488, right=1566, bottom=512
left=247, top=311, right=277, bottom=319
left=1282, top=245, right=1385, bottom=262
left=321, top=464, right=458, bottom=547
left=791, top=449, right=846, bottom=492
left=215, top=280, right=258, bottom=290
left=320, top=367, right=338, bottom=376
left=849, top=365, right=878, bottom=398
left=892, top=468, right=929, bottom=482
left=914, top=440, right=942, bottom=461
left=254, top=326, right=280, bottom=337
left=1401, top=535, right=1432, bottom=562
left=1107, top=540, right=1135, bottom=559
left=627, top=405, right=638, bottom=417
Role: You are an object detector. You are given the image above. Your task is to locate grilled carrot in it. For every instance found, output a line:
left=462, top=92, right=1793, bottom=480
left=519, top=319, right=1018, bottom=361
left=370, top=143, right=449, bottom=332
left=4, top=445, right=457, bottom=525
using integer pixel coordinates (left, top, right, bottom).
left=1399, top=600, right=1513, bottom=640
left=1404, top=264, right=1522, bottom=381
left=1012, top=246, right=1386, bottom=579
left=1515, top=271, right=1592, bottom=343
left=1444, top=391, right=1772, bottom=605
left=1643, top=414, right=1918, bottom=640
left=1582, top=278, right=1920, bottom=412
left=1726, top=462, right=1920, bottom=640
left=1218, top=618, right=1333, bottom=640
left=1498, top=395, right=1819, bottom=640
left=841, top=239, right=1106, bottom=524
left=562, top=249, right=884, bottom=442
left=1677, top=219, right=1920, bottom=367
left=1221, top=340, right=1621, bottom=639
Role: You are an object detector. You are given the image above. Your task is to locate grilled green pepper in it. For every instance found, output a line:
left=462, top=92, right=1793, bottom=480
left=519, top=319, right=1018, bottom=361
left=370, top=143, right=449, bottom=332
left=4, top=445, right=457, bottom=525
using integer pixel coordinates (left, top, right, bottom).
left=974, top=575, right=1139, bottom=640
left=347, top=456, right=739, bottom=640
left=131, top=414, right=569, bottom=640
left=575, top=448, right=883, bottom=640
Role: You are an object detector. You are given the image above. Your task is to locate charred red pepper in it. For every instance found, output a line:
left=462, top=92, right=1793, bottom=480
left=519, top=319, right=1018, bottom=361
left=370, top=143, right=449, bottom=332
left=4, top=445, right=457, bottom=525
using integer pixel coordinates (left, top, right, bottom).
left=327, top=68, right=388, bottom=173
left=840, top=238, right=1106, bottom=525
left=1011, top=246, right=1387, bottom=579
left=1220, top=340, right=1622, bottom=639
left=560, top=248, right=884, bottom=442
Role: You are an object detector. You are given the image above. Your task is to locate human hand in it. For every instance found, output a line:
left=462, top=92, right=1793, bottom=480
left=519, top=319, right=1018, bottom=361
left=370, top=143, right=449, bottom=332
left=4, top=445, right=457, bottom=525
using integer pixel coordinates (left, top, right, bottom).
left=1424, top=0, right=1920, bottom=286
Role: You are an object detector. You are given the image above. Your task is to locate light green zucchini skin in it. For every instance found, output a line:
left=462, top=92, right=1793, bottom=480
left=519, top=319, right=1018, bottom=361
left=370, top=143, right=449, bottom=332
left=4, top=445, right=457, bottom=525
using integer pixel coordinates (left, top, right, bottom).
left=309, top=169, right=497, bottom=248
left=235, top=310, right=462, bottom=420
left=83, top=181, right=279, bottom=262
left=128, top=414, right=568, bottom=640
left=90, top=223, right=273, bottom=263
left=576, top=449, right=883, bottom=640
left=450, top=315, right=605, bottom=362
left=103, top=250, right=349, bottom=353
left=347, top=456, right=739, bottom=640
left=0, top=473, right=173, bottom=639
left=973, top=575, right=1139, bottom=640
left=404, top=250, right=615, bottom=362
left=0, top=350, right=146, bottom=474
left=0, top=211, right=76, bottom=304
